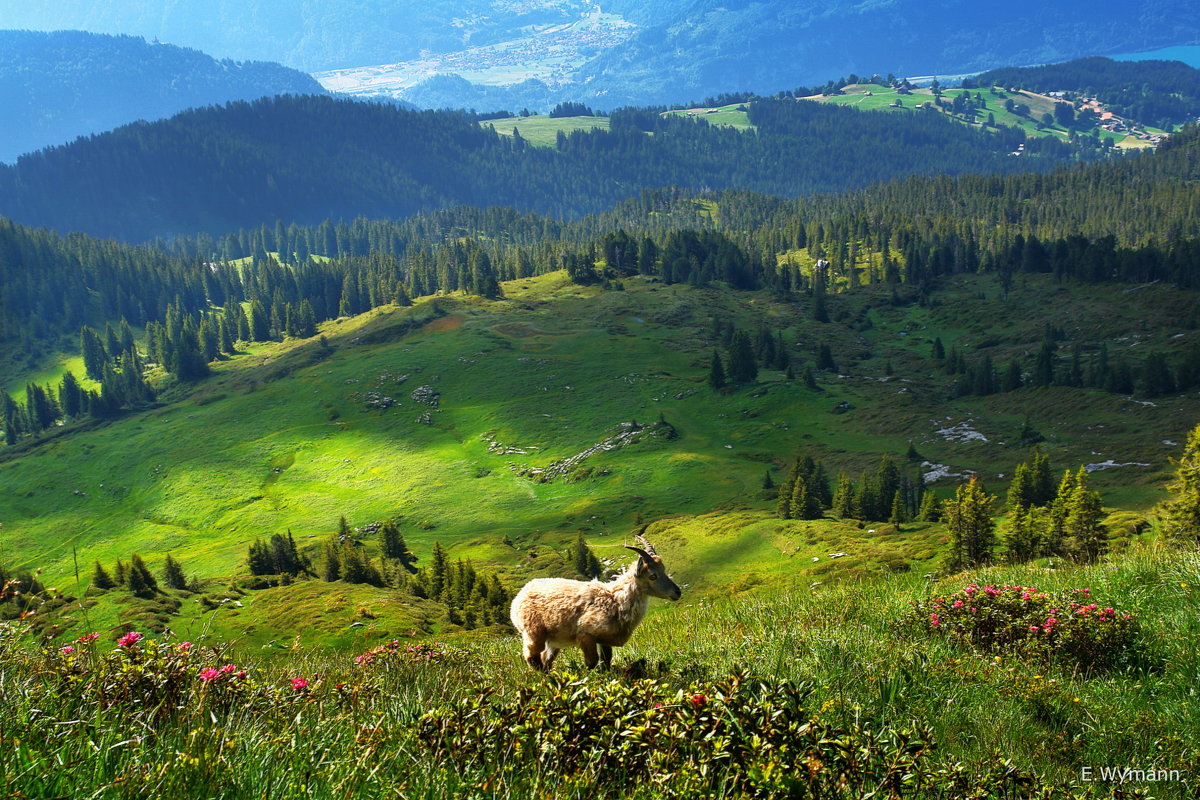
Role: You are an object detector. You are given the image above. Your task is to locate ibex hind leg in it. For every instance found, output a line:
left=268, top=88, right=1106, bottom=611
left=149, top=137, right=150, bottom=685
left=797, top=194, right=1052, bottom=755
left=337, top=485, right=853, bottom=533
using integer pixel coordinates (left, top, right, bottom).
left=581, top=639, right=600, bottom=669
left=599, top=644, right=613, bottom=670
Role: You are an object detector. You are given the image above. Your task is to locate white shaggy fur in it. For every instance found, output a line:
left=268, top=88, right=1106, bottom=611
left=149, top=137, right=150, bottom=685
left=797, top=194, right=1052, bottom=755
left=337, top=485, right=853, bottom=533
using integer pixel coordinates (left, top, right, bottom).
left=510, top=549, right=681, bottom=671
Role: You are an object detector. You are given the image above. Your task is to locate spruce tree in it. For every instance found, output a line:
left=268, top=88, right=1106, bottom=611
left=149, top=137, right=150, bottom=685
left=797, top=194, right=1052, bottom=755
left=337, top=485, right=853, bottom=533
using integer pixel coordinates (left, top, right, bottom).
left=161, top=554, right=187, bottom=590
left=81, top=326, right=108, bottom=381
left=248, top=538, right=274, bottom=575
left=1004, top=505, right=1041, bottom=563
left=1066, top=469, right=1107, bottom=562
left=832, top=471, right=855, bottom=518
left=790, top=474, right=822, bottom=520
left=114, top=558, right=128, bottom=586
left=92, top=560, right=115, bottom=590
left=1161, top=424, right=1200, bottom=546
left=381, top=520, right=418, bottom=573
left=322, top=536, right=341, bottom=581
left=727, top=332, right=758, bottom=383
left=1043, top=470, right=1079, bottom=557
left=430, top=542, right=449, bottom=599
left=128, top=553, right=158, bottom=597
left=571, top=533, right=603, bottom=579
left=707, top=349, right=727, bottom=389
left=944, top=477, right=996, bottom=569
left=917, top=490, right=940, bottom=522
left=802, top=365, right=818, bottom=390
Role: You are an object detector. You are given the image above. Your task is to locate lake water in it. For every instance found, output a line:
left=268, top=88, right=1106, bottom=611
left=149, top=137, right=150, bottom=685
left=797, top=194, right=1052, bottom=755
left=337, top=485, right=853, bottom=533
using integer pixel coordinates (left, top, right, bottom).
left=1111, top=45, right=1200, bottom=68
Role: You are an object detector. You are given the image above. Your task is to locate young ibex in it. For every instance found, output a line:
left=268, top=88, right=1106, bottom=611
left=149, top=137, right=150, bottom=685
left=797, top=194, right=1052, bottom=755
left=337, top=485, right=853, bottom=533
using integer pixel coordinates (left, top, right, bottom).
left=510, top=533, right=681, bottom=671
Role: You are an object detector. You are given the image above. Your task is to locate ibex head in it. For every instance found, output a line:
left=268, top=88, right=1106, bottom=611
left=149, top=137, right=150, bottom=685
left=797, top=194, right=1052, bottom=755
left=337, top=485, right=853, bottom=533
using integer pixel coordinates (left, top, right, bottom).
left=625, top=528, right=681, bottom=601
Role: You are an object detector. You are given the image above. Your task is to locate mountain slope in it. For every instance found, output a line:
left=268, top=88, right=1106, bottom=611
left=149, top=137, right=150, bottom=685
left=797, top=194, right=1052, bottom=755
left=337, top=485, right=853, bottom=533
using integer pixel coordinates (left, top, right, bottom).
left=5, top=1, right=1200, bottom=108
left=0, top=30, right=324, bottom=163
left=0, top=93, right=1075, bottom=241
left=569, top=0, right=1200, bottom=107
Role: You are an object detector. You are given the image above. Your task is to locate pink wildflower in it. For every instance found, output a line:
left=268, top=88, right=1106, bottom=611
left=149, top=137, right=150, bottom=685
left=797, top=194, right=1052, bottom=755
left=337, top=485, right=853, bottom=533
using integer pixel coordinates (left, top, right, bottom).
left=177, top=641, right=193, bottom=652
left=199, top=668, right=221, bottom=681
left=953, top=600, right=964, bottom=607
left=117, top=631, right=143, bottom=648
left=690, top=693, right=707, bottom=708
left=77, top=632, right=100, bottom=644
left=60, top=645, right=75, bottom=654
left=291, top=677, right=310, bottom=690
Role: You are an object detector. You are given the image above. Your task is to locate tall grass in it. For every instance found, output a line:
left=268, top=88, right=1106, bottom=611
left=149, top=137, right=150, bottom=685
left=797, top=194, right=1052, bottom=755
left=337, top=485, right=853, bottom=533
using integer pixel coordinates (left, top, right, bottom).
left=4, top=545, right=1198, bottom=798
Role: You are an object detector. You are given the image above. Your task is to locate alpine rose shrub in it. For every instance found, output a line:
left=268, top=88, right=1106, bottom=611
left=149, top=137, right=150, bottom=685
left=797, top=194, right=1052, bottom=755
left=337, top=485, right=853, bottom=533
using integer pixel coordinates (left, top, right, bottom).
left=910, top=584, right=1137, bottom=670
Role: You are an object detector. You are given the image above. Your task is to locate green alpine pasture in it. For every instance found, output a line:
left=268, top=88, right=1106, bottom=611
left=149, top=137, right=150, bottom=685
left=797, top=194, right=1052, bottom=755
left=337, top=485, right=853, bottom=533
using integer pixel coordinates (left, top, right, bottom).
left=802, top=83, right=1167, bottom=148
left=3, top=267, right=1197, bottom=650
left=483, top=115, right=611, bottom=146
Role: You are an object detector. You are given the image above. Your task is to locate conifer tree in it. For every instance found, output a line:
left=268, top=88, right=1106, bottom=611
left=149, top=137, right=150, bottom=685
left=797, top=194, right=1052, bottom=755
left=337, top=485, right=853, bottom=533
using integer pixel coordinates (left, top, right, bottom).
left=430, top=542, right=449, bottom=599
left=917, top=489, right=940, bottom=522
left=322, top=536, right=341, bottom=581
left=944, top=477, right=996, bottom=569
left=802, top=365, right=818, bottom=390
left=1160, top=424, right=1200, bottom=546
left=128, top=553, right=158, bottom=596
left=790, top=473, right=822, bottom=519
left=571, top=533, right=603, bottom=579
left=1066, top=469, right=1107, bottom=562
left=113, top=558, right=128, bottom=586
left=1003, top=505, right=1041, bottom=563
left=81, top=326, right=108, bottom=381
left=832, top=471, right=855, bottom=518
left=727, top=331, right=758, bottom=383
left=762, top=470, right=775, bottom=490
left=92, top=560, right=115, bottom=590
left=248, top=538, right=274, bottom=575
left=707, top=349, right=727, bottom=389
left=1043, top=470, right=1079, bottom=557
left=816, top=342, right=837, bottom=372
left=161, top=554, right=188, bottom=590
left=380, top=520, right=418, bottom=573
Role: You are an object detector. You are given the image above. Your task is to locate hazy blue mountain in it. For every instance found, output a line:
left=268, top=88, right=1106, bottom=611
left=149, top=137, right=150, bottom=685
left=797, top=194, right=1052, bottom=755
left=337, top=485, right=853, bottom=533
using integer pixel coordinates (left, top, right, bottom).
left=5, top=0, right=1200, bottom=109
left=0, top=1, right=595, bottom=71
left=0, top=30, right=324, bottom=162
left=563, top=0, right=1200, bottom=108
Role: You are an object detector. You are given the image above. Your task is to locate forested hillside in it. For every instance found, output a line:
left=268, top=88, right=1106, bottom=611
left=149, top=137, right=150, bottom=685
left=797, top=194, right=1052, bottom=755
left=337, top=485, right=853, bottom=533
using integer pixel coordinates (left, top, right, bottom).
left=0, top=30, right=323, bottom=163
left=5, top=125, right=1200, bottom=447
left=964, top=57, right=1200, bottom=130
left=0, top=94, right=1081, bottom=242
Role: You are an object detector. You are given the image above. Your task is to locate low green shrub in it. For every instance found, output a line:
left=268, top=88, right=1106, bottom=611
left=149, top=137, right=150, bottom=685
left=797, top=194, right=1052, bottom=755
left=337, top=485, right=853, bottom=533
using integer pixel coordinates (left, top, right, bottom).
left=910, top=583, right=1138, bottom=670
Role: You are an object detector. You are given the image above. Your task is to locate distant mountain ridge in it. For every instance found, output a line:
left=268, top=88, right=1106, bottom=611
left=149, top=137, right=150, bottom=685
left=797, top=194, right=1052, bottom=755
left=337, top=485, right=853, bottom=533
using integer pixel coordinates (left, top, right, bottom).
left=0, top=30, right=324, bottom=162
left=0, top=93, right=1075, bottom=242
left=4, top=1, right=1200, bottom=109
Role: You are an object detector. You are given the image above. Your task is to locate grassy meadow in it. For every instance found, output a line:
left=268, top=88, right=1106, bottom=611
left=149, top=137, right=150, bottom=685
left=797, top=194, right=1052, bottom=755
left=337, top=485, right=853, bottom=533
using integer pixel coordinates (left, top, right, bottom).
left=483, top=115, right=611, bottom=146
left=802, top=84, right=1167, bottom=148
left=5, top=261, right=1200, bottom=796
left=5, top=543, right=1199, bottom=798
left=4, top=267, right=1198, bottom=646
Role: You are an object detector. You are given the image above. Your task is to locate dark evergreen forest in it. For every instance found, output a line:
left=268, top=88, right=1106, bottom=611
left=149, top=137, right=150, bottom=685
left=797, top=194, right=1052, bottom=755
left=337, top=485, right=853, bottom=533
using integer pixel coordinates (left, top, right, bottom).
left=0, top=94, right=1081, bottom=243
left=3, top=108, right=1199, bottom=449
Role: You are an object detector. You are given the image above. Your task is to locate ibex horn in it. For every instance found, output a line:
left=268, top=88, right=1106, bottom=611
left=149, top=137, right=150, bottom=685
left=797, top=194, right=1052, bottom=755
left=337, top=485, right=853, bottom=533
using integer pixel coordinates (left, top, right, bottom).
left=625, top=545, right=655, bottom=563
left=634, top=526, right=658, bottom=556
